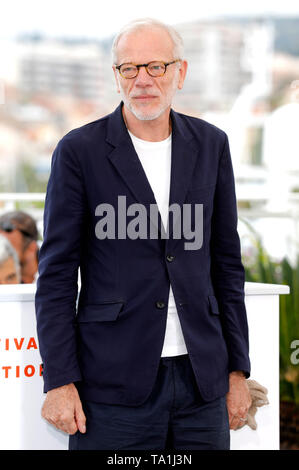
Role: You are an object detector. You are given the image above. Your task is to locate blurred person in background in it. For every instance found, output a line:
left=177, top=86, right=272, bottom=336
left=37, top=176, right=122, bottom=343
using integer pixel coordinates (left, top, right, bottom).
left=0, top=234, right=21, bottom=284
left=0, top=211, right=39, bottom=284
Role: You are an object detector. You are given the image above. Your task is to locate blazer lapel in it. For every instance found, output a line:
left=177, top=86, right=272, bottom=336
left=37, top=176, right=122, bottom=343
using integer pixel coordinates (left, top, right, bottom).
left=167, top=108, right=199, bottom=240
left=106, top=103, right=165, bottom=235
left=106, top=102, right=199, bottom=240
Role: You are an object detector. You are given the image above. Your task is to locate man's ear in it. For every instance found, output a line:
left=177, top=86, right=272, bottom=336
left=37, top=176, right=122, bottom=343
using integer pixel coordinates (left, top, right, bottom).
left=112, top=66, right=121, bottom=93
left=177, top=60, right=188, bottom=90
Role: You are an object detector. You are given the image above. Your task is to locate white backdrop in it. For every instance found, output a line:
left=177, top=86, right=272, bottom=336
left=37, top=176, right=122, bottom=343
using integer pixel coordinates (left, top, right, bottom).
left=0, top=282, right=289, bottom=450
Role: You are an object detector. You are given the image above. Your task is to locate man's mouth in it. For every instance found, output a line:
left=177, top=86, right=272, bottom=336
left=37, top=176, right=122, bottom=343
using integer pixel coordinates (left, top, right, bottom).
left=132, top=95, right=158, bottom=100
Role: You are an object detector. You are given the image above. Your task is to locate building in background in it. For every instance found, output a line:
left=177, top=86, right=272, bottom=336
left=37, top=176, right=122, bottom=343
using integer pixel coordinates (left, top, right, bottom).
left=173, top=19, right=274, bottom=114
left=18, top=39, right=106, bottom=102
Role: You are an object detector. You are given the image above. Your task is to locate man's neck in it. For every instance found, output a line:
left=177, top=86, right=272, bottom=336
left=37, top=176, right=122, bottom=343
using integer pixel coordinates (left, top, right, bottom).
left=122, top=105, right=172, bottom=142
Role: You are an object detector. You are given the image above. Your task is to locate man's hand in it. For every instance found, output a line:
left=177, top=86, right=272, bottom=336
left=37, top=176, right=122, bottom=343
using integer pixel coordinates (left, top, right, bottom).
left=226, top=371, right=252, bottom=430
left=41, top=383, right=86, bottom=435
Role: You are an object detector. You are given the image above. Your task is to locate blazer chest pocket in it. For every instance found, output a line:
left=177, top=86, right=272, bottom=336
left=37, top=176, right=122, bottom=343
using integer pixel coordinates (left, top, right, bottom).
left=208, top=295, right=220, bottom=315
left=77, top=301, right=124, bottom=323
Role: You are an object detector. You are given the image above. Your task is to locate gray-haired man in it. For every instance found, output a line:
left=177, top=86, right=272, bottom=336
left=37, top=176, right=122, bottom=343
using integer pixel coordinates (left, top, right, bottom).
left=36, top=18, right=251, bottom=450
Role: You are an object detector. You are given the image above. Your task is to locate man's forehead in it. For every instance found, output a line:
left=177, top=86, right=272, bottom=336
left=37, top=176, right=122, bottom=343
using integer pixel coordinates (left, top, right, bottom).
left=116, top=27, right=174, bottom=63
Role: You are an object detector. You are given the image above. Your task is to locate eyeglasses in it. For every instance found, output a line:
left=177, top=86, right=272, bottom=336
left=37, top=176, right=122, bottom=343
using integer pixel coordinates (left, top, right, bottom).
left=0, top=221, right=35, bottom=241
left=115, top=59, right=181, bottom=79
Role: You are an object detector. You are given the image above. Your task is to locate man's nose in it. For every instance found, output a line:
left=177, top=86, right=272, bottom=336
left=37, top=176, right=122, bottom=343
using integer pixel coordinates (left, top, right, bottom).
left=134, top=66, right=153, bottom=86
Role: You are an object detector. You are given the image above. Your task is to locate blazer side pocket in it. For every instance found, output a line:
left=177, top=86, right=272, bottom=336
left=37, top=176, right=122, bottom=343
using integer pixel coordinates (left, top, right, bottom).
left=77, top=302, right=124, bottom=322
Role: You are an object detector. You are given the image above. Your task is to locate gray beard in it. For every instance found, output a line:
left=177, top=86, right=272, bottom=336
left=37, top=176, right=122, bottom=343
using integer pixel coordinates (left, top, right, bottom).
left=119, top=68, right=180, bottom=121
left=120, top=92, right=167, bottom=121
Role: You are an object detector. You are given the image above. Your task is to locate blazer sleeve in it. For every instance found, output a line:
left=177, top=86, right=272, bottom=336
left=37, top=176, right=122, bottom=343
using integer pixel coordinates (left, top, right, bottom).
left=35, top=136, right=87, bottom=392
left=210, top=133, right=251, bottom=378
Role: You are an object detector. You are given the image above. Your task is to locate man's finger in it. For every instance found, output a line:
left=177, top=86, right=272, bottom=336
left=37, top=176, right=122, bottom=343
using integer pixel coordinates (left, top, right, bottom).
left=56, top=417, right=78, bottom=435
left=75, top=400, right=87, bottom=433
left=228, top=412, right=237, bottom=429
left=230, top=415, right=245, bottom=430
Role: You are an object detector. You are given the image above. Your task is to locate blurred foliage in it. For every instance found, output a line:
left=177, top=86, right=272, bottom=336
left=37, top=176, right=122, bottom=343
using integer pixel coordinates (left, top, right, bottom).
left=241, top=218, right=299, bottom=404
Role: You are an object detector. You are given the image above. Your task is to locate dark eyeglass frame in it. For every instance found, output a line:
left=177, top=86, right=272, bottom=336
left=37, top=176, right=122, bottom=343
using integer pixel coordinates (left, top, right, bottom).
left=115, top=59, right=181, bottom=79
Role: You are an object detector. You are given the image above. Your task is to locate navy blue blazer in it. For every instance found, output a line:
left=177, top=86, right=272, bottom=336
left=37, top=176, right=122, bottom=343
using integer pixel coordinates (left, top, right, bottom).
left=35, top=101, right=250, bottom=405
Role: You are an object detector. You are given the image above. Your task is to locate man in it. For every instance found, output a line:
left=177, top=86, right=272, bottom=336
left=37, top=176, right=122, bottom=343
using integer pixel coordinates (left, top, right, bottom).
left=0, top=211, right=39, bottom=283
left=0, top=234, right=21, bottom=284
left=35, top=18, right=251, bottom=450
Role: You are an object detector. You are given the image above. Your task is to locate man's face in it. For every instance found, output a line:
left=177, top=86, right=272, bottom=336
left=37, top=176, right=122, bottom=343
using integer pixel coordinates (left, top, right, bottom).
left=0, top=256, right=19, bottom=284
left=113, top=27, right=187, bottom=121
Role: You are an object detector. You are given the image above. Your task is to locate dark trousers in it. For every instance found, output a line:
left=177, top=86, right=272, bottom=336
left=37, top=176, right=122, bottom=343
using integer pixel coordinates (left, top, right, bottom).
left=69, top=354, right=230, bottom=450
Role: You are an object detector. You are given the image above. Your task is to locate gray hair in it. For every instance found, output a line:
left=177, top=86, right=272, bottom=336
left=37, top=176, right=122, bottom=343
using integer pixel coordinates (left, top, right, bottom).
left=0, top=234, right=21, bottom=281
left=111, top=17, right=184, bottom=65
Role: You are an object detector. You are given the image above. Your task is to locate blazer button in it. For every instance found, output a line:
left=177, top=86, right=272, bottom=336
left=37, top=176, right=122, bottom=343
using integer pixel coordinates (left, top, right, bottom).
left=156, top=301, right=165, bottom=309
left=166, top=254, right=175, bottom=262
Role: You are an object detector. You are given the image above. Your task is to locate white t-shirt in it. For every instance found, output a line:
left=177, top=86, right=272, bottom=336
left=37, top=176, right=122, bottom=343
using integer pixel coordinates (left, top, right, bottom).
left=128, top=129, right=188, bottom=357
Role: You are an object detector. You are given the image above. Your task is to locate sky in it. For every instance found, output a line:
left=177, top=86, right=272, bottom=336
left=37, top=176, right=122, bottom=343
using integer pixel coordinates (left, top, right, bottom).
left=2, top=0, right=299, bottom=40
